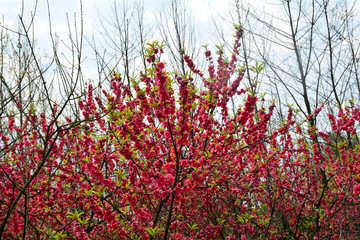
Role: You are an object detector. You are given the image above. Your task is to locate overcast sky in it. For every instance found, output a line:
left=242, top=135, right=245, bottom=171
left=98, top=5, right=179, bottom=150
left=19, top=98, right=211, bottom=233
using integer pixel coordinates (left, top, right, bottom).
left=0, top=0, right=233, bottom=46
left=0, top=0, right=241, bottom=74
left=0, top=0, right=286, bottom=81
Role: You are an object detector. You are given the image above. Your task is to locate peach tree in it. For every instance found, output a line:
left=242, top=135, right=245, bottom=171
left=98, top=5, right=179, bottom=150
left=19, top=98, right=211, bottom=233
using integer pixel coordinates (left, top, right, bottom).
left=1, top=25, right=360, bottom=239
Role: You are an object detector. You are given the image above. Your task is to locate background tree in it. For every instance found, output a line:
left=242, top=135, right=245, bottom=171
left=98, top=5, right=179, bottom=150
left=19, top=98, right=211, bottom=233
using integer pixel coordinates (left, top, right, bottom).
left=92, top=0, right=152, bottom=87
left=157, top=0, right=202, bottom=76
left=218, top=0, right=360, bottom=128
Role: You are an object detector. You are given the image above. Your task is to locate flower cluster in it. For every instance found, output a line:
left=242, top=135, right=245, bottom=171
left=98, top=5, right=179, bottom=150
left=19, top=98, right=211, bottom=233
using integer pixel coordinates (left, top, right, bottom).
left=2, top=25, right=360, bottom=240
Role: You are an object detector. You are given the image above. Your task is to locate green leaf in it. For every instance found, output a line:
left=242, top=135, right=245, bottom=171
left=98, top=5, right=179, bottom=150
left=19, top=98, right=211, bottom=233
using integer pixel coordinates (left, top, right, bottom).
left=186, top=223, right=198, bottom=230
left=202, top=43, right=209, bottom=49
left=145, top=226, right=160, bottom=237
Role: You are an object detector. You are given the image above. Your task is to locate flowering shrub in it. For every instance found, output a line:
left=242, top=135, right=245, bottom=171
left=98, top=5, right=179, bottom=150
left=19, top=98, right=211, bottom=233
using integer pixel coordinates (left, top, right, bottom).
left=1, top=25, right=360, bottom=239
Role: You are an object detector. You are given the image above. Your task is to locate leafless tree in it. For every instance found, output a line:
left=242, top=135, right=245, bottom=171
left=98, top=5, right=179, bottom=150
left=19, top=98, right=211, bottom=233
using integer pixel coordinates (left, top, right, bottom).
left=157, top=0, right=202, bottom=76
left=219, top=0, right=360, bottom=130
left=91, top=0, right=152, bottom=87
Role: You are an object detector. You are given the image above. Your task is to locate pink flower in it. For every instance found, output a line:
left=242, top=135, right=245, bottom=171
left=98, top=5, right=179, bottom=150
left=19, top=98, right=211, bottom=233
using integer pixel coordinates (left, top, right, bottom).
left=157, top=62, right=165, bottom=70
left=353, top=183, right=360, bottom=195
left=119, top=229, right=126, bottom=236
left=148, top=150, right=156, bottom=158
left=153, top=189, right=162, bottom=199
left=332, top=234, right=340, bottom=239
left=166, top=174, right=175, bottom=185
left=205, top=50, right=211, bottom=58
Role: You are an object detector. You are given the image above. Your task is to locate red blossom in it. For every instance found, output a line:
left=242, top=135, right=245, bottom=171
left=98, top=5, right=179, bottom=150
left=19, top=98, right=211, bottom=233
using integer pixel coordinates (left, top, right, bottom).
left=157, top=62, right=165, bottom=70
left=205, top=50, right=211, bottom=58
left=2, top=25, right=360, bottom=240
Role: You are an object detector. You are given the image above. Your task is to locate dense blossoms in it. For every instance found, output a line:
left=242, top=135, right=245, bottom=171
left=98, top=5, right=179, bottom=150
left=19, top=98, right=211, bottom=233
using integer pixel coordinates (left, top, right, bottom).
left=1, top=26, right=360, bottom=239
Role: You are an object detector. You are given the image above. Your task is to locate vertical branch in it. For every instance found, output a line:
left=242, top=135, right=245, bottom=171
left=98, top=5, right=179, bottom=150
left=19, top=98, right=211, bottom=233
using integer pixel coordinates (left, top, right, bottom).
left=323, top=0, right=341, bottom=107
left=17, top=32, right=23, bottom=125
left=285, top=0, right=313, bottom=121
left=21, top=193, right=28, bottom=240
left=158, top=0, right=200, bottom=75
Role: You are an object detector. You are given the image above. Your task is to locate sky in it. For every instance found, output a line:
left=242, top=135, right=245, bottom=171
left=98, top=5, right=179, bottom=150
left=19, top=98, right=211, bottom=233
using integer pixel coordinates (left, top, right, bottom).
left=0, top=0, right=282, bottom=48
left=0, top=0, right=293, bottom=86
left=3, top=0, right=358, bottom=114
left=0, top=0, right=244, bottom=79
left=0, top=0, right=232, bottom=49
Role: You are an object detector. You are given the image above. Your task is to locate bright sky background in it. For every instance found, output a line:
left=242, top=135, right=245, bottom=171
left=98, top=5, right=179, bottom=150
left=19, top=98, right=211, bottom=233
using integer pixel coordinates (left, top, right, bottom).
left=0, top=0, right=245, bottom=77
left=0, top=0, right=282, bottom=46
left=0, top=0, right=233, bottom=48
left=0, top=0, right=287, bottom=83
left=3, top=0, right=358, bottom=114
